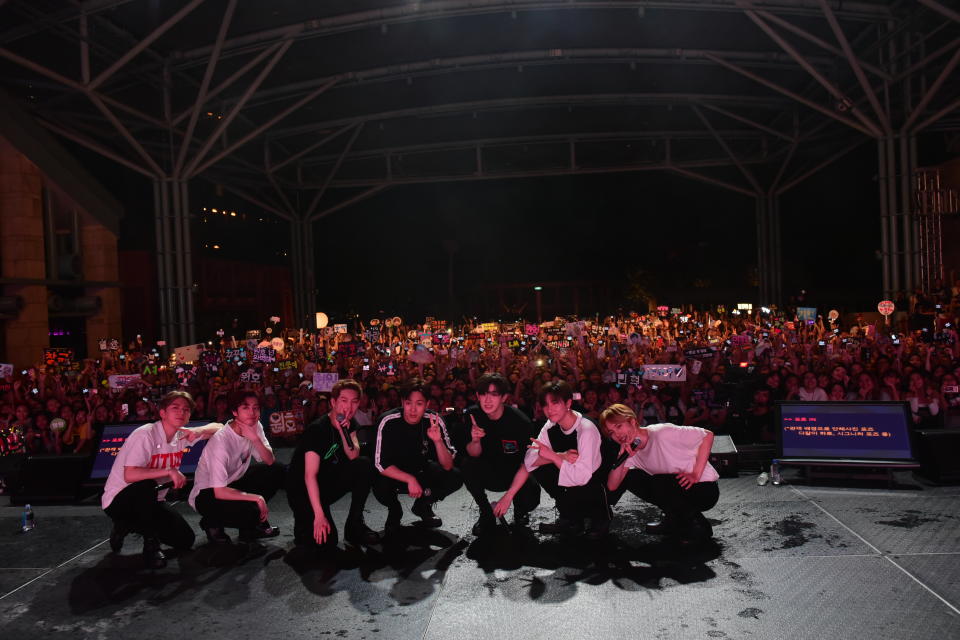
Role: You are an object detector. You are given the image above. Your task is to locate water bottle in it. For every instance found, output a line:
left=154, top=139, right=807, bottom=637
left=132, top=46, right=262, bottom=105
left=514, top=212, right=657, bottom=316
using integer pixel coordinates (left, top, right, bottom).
left=757, top=471, right=769, bottom=486
left=770, top=462, right=782, bottom=486
left=21, top=504, right=35, bottom=532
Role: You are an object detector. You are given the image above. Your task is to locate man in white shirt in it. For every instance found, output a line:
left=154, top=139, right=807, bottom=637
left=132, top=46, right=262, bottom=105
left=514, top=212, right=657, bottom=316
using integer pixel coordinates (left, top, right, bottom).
left=102, top=391, right=221, bottom=569
left=602, top=404, right=719, bottom=543
left=494, top=381, right=609, bottom=539
left=189, top=391, right=285, bottom=544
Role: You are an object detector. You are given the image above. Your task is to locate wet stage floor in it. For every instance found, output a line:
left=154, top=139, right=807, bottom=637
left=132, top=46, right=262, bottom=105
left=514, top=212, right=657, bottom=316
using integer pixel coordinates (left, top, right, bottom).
left=1, top=467, right=958, bottom=639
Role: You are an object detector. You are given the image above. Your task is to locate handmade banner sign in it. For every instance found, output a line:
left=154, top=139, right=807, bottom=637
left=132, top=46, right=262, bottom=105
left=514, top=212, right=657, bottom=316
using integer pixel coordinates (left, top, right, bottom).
left=108, top=374, right=142, bottom=390
left=684, top=346, right=716, bottom=359
left=313, top=372, right=339, bottom=392
left=642, top=364, right=687, bottom=382
left=253, top=347, right=276, bottom=363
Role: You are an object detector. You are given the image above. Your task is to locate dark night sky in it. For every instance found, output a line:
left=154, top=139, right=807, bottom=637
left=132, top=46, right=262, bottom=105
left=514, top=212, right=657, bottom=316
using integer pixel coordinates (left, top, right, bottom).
left=96, top=142, right=890, bottom=319
left=80, top=137, right=954, bottom=320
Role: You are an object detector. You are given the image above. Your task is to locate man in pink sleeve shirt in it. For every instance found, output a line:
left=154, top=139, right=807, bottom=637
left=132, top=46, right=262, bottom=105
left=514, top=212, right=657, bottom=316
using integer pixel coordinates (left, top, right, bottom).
left=494, top=381, right=609, bottom=539
left=602, top=404, right=719, bottom=544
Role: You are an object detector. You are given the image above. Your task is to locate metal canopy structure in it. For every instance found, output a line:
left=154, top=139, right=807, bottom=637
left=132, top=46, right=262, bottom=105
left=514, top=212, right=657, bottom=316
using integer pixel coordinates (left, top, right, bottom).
left=1, top=0, right=958, bottom=342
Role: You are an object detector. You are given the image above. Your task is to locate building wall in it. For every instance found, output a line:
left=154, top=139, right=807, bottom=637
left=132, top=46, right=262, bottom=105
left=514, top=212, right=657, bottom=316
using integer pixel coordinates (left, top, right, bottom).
left=0, top=135, right=48, bottom=367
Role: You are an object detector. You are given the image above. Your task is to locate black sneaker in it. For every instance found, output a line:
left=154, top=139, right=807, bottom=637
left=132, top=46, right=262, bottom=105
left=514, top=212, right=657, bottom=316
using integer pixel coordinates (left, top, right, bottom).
left=344, top=520, right=381, bottom=546
left=239, top=521, right=280, bottom=542
left=471, top=514, right=497, bottom=536
left=411, top=499, right=442, bottom=528
left=645, top=515, right=680, bottom=535
left=678, top=513, right=713, bottom=544
left=142, top=538, right=167, bottom=570
left=205, top=526, right=232, bottom=545
left=538, top=517, right=582, bottom=536
left=584, top=518, right=611, bottom=541
left=109, top=523, right=130, bottom=553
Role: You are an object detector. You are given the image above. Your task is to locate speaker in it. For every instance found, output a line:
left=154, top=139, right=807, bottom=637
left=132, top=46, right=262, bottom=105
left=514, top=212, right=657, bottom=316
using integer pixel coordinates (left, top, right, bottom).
left=10, top=455, right=89, bottom=505
left=709, top=434, right=739, bottom=478
left=914, top=430, right=960, bottom=484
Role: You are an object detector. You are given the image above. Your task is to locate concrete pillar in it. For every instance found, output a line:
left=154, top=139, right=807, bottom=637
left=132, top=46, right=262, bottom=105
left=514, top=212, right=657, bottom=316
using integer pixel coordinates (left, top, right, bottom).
left=80, top=219, right=122, bottom=358
left=0, top=135, right=49, bottom=367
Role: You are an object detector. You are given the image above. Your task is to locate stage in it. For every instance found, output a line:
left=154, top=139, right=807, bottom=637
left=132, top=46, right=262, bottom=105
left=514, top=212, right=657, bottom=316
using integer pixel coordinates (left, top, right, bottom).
left=0, top=465, right=957, bottom=639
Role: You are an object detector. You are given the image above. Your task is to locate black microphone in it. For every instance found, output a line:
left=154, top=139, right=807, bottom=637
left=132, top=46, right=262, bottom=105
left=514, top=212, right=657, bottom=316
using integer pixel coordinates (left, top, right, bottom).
left=336, top=413, right=355, bottom=450
left=613, top=437, right=643, bottom=469
left=155, top=481, right=174, bottom=491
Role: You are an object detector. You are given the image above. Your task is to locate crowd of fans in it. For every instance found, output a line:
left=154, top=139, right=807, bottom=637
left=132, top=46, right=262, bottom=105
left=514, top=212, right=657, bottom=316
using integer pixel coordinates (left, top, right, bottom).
left=2, top=288, right=959, bottom=465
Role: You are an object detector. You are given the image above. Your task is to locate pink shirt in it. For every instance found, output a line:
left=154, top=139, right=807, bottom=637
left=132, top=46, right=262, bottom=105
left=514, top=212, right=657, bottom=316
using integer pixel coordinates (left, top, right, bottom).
left=626, top=423, right=719, bottom=482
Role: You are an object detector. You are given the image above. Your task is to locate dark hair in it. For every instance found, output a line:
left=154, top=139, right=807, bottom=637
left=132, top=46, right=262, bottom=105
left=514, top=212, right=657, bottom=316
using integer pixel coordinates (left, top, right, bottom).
left=227, top=391, right=259, bottom=414
left=332, top=378, right=362, bottom=399
left=159, top=390, right=195, bottom=411
left=538, top=380, right=573, bottom=404
left=475, top=372, right=510, bottom=396
left=399, top=377, right=428, bottom=400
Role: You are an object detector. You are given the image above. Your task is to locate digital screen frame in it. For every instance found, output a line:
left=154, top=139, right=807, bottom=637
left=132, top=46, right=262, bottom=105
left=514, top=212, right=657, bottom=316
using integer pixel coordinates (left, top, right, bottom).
left=775, top=401, right=915, bottom=462
left=90, top=421, right=211, bottom=480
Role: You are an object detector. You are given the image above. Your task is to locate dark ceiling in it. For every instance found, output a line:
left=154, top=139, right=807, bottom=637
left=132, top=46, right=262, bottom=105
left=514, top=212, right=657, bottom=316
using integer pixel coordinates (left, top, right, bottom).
left=2, top=0, right=956, bottom=224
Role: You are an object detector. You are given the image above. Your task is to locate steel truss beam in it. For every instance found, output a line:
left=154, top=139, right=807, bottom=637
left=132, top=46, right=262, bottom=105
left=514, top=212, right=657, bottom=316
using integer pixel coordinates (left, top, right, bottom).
left=175, top=1, right=892, bottom=66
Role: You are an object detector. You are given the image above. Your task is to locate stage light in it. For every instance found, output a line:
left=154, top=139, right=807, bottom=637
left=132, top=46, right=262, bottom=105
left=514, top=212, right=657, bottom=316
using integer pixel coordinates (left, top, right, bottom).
left=534, top=286, right=542, bottom=291
left=316, top=312, right=329, bottom=329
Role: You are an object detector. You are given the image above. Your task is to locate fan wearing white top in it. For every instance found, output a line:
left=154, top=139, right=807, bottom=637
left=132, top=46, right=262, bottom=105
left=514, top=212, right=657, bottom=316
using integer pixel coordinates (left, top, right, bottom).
left=189, top=391, right=285, bottom=544
left=601, top=403, right=720, bottom=543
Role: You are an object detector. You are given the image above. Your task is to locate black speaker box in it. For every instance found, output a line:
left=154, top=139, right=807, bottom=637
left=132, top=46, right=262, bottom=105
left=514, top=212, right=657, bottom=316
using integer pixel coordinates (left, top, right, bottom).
left=913, top=430, right=960, bottom=484
left=10, top=455, right=89, bottom=505
left=709, top=434, right=739, bottom=478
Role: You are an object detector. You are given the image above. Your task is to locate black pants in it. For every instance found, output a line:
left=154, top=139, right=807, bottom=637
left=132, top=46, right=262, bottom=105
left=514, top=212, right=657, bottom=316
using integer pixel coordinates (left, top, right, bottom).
left=194, top=462, right=285, bottom=532
left=104, top=479, right=195, bottom=550
left=286, top=456, right=376, bottom=547
left=460, top=455, right=540, bottom=518
left=612, top=470, right=719, bottom=519
left=372, top=461, right=463, bottom=512
left=531, top=464, right=609, bottom=523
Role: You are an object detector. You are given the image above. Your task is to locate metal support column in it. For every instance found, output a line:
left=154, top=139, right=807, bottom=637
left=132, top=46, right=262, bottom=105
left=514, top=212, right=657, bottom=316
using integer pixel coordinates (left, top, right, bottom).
left=878, top=139, right=892, bottom=298
left=290, top=215, right=315, bottom=329
left=766, top=191, right=782, bottom=305
left=755, top=196, right=769, bottom=303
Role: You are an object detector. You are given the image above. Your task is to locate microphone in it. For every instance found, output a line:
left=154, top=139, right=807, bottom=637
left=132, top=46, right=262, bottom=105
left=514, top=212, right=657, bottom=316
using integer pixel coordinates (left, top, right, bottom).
left=336, top=413, right=355, bottom=450
left=613, top=437, right=643, bottom=469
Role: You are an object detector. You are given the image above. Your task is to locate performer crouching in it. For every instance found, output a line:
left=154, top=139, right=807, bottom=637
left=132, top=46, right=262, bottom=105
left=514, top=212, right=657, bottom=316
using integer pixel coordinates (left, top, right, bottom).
left=189, top=391, right=285, bottom=544
left=286, top=379, right=381, bottom=551
left=102, top=391, right=221, bottom=569
left=601, top=404, right=719, bottom=543
left=497, top=381, right=609, bottom=539
left=373, top=378, right=462, bottom=531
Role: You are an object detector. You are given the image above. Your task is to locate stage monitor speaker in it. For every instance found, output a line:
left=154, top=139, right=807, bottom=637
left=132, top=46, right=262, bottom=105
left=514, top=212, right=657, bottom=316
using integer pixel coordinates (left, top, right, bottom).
left=913, top=430, right=960, bottom=485
left=10, top=455, right=89, bottom=505
left=709, top=434, right=739, bottom=478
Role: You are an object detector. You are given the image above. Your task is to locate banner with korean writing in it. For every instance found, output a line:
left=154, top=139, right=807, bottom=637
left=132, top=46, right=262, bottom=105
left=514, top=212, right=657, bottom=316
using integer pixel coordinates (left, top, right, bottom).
left=313, top=372, right=339, bottom=392
left=268, top=410, right=304, bottom=437
left=108, top=374, right=142, bottom=390
left=253, top=347, right=276, bottom=363
left=44, top=348, right=74, bottom=366
left=796, top=307, right=817, bottom=324
left=641, top=365, right=687, bottom=382
left=683, top=346, right=716, bottom=360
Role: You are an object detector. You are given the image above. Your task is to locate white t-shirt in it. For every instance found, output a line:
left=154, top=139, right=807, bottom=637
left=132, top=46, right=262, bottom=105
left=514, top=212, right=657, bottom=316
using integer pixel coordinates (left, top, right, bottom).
left=626, top=423, right=719, bottom=482
left=102, top=421, right=186, bottom=509
left=798, top=387, right=828, bottom=402
left=188, top=421, right=271, bottom=509
left=523, top=411, right=602, bottom=487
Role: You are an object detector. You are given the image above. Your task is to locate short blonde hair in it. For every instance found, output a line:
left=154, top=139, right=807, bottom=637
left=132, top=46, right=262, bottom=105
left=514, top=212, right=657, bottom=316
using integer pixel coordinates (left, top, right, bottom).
left=599, top=403, right=637, bottom=430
